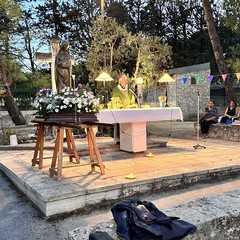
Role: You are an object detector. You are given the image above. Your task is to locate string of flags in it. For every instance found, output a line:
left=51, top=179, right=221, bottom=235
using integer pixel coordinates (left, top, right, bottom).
left=180, top=72, right=240, bottom=85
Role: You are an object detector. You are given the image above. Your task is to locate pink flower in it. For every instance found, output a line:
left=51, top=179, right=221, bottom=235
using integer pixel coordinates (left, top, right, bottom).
left=78, top=83, right=83, bottom=89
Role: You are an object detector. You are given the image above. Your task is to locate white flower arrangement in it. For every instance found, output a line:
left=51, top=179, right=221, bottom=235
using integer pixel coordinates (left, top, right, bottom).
left=34, top=84, right=100, bottom=117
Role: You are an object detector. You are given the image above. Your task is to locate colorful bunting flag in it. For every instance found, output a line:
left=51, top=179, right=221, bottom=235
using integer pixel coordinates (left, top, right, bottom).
left=182, top=77, right=188, bottom=85
left=236, top=73, right=240, bottom=81
left=195, top=76, right=200, bottom=84
left=208, top=75, right=214, bottom=83
left=222, top=74, right=227, bottom=81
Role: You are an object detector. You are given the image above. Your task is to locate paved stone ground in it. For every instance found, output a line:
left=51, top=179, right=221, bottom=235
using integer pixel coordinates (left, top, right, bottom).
left=1, top=121, right=240, bottom=239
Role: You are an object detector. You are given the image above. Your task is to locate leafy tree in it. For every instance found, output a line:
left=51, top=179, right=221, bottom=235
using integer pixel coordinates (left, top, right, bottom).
left=227, top=44, right=240, bottom=81
left=223, top=0, right=240, bottom=33
left=86, top=17, right=172, bottom=91
left=132, top=33, right=172, bottom=87
left=86, top=17, right=132, bottom=80
left=124, top=0, right=147, bottom=33
left=0, top=0, right=27, bottom=125
left=105, top=0, right=129, bottom=25
left=34, top=0, right=98, bottom=60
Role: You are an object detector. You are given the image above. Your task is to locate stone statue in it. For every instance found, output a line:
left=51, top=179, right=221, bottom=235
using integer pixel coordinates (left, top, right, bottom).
left=55, top=41, right=72, bottom=93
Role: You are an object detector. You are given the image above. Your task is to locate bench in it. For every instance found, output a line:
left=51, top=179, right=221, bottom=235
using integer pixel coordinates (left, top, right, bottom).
left=208, top=123, right=240, bottom=142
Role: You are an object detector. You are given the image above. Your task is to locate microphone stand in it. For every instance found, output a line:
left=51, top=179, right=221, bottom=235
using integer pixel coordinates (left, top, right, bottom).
left=129, top=89, right=142, bottom=108
left=193, top=91, right=206, bottom=149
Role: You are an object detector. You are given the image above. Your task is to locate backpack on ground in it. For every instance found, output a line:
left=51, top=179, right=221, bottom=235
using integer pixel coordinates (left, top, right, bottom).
left=111, top=199, right=197, bottom=240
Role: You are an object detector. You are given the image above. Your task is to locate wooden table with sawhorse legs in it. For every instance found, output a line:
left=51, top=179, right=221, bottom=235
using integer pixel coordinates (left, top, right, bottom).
left=32, top=119, right=105, bottom=180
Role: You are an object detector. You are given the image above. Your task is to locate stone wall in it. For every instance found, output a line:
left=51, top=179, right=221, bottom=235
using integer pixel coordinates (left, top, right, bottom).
left=169, top=62, right=211, bottom=120
left=208, top=124, right=240, bottom=142
left=144, top=63, right=211, bottom=120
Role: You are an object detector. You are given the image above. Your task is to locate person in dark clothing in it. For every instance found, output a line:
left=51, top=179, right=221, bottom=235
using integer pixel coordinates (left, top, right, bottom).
left=220, top=100, right=238, bottom=124
left=200, top=99, right=218, bottom=138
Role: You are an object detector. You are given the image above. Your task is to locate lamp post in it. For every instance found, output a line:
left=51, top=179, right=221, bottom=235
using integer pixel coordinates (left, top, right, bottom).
left=158, top=71, right=175, bottom=107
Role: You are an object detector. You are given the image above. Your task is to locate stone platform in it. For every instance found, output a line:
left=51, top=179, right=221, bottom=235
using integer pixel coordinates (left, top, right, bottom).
left=209, top=123, right=240, bottom=142
left=1, top=129, right=240, bottom=218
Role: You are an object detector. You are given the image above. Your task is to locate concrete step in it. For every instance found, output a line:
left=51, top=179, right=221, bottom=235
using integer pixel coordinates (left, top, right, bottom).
left=69, top=179, right=240, bottom=239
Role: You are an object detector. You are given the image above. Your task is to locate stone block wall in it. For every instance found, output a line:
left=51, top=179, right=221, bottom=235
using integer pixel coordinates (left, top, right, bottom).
left=169, top=62, right=211, bottom=120
left=208, top=124, right=240, bottom=142
left=144, top=63, right=211, bottom=120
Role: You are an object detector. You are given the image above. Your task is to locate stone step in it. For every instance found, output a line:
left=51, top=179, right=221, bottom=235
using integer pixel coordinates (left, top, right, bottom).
left=1, top=154, right=240, bottom=218
left=69, top=182, right=240, bottom=240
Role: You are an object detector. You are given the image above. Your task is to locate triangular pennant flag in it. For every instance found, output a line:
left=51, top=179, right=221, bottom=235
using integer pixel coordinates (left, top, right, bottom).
left=182, top=77, right=188, bottom=85
left=195, top=76, right=200, bottom=84
left=236, top=73, right=240, bottom=81
left=208, top=75, right=214, bottom=83
left=222, top=74, right=227, bottom=81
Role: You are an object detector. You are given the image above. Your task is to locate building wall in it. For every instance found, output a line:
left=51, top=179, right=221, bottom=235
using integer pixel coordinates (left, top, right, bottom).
left=169, top=63, right=211, bottom=120
left=144, top=63, right=211, bottom=120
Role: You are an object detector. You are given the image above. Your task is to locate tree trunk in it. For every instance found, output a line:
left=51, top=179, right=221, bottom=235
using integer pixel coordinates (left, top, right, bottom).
left=0, top=61, right=27, bottom=126
left=2, top=90, right=27, bottom=125
left=202, top=0, right=236, bottom=102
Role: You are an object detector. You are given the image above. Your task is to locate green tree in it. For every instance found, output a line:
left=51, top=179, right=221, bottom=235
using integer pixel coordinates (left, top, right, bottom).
left=132, top=33, right=172, bottom=87
left=86, top=17, right=132, bottom=80
left=0, top=0, right=27, bottom=125
left=86, top=17, right=172, bottom=90
left=223, top=0, right=240, bottom=33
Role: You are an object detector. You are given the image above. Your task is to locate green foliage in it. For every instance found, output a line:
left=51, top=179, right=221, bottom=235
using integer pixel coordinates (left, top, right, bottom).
left=132, top=33, right=172, bottom=87
left=86, top=17, right=132, bottom=80
left=0, top=128, right=17, bottom=145
left=86, top=17, right=172, bottom=91
left=0, top=0, right=25, bottom=85
left=226, top=44, right=240, bottom=83
left=223, top=0, right=240, bottom=33
left=0, top=0, right=22, bottom=33
left=24, top=72, right=51, bottom=89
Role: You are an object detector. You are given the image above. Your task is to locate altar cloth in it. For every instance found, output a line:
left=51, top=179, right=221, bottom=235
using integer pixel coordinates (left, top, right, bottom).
left=97, top=107, right=183, bottom=124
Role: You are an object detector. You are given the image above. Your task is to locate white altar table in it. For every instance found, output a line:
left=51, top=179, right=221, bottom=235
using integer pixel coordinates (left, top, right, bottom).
left=97, top=107, right=183, bottom=152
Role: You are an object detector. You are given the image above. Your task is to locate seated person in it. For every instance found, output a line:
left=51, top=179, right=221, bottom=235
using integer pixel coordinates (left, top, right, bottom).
left=220, top=100, right=238, bottom=124
left=112, top=74, right=137, bottom=108
left=200, top=99, right=218, bottom=138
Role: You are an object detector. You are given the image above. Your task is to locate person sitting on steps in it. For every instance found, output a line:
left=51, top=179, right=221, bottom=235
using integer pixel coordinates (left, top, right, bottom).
left=220, top=100, right=238, bottom=124
left=200, top=99, right=218, bottom=139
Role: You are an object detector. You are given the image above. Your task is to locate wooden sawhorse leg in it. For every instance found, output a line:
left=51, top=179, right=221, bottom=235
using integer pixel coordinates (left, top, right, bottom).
left=32, top=124, right=45, bottom=169
left=49, top=127, right=64, bottom=180
left=49, top=127, right=81, bottom=180
left=65, top=128, right=80, bottom=163
left=85, top=125, right=105, bottom=174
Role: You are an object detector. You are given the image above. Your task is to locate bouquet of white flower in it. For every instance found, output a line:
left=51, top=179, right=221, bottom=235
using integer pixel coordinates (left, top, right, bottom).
left=34, top=84, right=100, bottom=117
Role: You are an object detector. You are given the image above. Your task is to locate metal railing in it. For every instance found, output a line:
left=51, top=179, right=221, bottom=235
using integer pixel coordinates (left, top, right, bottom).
left=0, top=88, right=37, bottom=110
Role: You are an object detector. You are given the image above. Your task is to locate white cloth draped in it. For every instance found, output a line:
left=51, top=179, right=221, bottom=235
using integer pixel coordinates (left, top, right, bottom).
left=97, top=107, right=183, bottom=124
